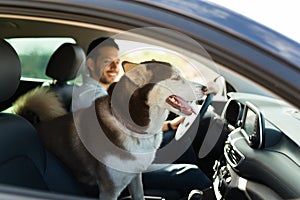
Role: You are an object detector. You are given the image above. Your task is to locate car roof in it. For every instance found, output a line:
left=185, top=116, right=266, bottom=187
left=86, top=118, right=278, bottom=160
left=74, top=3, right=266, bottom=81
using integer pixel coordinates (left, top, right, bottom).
left=141, top=0, right=300, bottom=68
left=38, top=0, right=300, bottom=68
left=1, top=0, right=300, bottom=67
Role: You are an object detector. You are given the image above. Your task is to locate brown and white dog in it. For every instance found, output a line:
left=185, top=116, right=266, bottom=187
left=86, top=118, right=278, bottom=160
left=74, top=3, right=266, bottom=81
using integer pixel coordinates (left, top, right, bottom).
left=13, top=60, right=211, bottom=200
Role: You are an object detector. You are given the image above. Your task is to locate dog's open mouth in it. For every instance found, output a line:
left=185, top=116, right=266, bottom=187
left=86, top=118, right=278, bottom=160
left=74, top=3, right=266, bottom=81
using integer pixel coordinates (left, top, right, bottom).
left=166, top=95, right=195, bottom=116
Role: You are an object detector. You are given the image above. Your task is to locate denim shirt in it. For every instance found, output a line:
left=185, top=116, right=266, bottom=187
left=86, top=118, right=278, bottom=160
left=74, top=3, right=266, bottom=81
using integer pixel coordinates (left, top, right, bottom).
left=72, top=75, right=107, bottom=111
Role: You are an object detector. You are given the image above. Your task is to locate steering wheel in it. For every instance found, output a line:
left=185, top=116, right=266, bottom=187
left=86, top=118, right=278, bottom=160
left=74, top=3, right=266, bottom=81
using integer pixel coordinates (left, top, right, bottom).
left=175, top=93, right=214, bottom=140
left=199, top=93, right=214, bottom=120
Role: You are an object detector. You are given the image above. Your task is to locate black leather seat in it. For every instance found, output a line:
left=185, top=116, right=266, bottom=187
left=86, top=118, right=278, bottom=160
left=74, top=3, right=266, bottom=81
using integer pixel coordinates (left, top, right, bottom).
left=0, top=39, right=84, bottom=196
left=45, top=43, right=85, bottom=111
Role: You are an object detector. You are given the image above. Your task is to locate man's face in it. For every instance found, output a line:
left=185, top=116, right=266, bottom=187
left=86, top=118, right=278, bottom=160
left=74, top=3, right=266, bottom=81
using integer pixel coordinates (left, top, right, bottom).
left=89, top=46, right=120, bottom=85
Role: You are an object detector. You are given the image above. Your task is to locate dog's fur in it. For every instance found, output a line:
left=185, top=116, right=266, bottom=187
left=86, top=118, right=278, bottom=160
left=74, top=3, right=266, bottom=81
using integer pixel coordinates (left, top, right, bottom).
left=13, top=60, right=207, bottom=200
left=13, top=87, right=67, bottom=123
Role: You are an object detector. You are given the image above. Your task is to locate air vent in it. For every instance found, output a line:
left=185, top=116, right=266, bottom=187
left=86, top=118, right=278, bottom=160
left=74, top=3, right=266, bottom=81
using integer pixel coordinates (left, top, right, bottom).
left=224, top=143, right=244, bottom=167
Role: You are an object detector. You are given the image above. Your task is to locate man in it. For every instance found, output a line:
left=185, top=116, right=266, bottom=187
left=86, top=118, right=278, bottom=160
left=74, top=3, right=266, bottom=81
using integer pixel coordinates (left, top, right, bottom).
left=73, top=37, right=212, bottom=198
left=72, top=37, right=120, bottom=110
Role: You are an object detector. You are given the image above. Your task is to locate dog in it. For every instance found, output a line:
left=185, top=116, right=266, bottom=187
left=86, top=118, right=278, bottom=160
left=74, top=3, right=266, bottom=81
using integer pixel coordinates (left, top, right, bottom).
left=13, top=60, right=209, bottom=200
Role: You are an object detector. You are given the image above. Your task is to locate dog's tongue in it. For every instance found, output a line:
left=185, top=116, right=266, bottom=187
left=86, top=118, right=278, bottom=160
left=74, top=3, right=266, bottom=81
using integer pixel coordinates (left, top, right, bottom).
left=166, top=95, right=195, bottom=116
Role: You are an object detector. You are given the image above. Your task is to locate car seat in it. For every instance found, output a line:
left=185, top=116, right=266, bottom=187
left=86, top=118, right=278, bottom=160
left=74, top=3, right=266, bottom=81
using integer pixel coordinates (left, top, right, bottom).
left=45, top=43, right=85, bottom=111
left=0, top=39, right=85, bottom=196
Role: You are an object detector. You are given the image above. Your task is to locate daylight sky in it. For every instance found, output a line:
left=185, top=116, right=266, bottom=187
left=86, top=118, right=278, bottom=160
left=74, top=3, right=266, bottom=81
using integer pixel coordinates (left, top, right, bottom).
left=206, top=0, right=300, bottom=44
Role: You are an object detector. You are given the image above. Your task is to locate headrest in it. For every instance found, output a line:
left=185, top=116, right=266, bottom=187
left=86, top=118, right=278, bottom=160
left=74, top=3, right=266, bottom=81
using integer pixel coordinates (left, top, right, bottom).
left=0, top=39, right=21, bottom=102
left=46, top=43, right=85, bottom=82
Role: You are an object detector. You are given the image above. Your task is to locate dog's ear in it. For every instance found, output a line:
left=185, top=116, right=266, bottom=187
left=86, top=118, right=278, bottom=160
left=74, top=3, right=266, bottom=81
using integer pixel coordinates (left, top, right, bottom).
left=122, top=61, right=138, bottom=73
left=123, top=63, right=153, bottom=88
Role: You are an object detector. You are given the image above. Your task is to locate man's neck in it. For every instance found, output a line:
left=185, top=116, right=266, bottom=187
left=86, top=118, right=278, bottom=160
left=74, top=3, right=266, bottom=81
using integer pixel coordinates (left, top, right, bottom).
left=99, top=82, right=109, bottom=89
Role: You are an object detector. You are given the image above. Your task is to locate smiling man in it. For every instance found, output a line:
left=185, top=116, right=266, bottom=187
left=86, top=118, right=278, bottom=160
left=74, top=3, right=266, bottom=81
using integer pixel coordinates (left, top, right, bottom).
left=87, top=38, right=120, bottom=89
left=72, top=37, right=120, bottom=111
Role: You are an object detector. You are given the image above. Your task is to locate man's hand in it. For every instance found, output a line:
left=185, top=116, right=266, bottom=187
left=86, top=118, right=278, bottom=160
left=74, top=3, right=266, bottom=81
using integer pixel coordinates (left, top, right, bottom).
left=162, top=116, right=185, bottom=132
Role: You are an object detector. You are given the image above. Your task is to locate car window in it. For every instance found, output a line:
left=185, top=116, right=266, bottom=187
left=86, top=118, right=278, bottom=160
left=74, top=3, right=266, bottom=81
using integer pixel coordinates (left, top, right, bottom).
left=6, top=37, right=76, bottom=80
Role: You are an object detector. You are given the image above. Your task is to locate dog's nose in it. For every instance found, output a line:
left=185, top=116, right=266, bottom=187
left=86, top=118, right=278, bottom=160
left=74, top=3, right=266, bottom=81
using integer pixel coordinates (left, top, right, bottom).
left=201, top=85, right=208, bottom=93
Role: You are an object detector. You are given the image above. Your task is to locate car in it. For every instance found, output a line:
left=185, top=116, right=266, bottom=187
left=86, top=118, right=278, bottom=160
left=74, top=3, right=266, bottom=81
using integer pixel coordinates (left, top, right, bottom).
left=0, top=0, right=299, bottom=200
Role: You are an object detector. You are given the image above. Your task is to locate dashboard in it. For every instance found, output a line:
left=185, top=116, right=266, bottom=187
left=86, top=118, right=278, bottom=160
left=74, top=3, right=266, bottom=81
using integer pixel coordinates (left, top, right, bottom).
left=213, top=92, right=300, bottom=200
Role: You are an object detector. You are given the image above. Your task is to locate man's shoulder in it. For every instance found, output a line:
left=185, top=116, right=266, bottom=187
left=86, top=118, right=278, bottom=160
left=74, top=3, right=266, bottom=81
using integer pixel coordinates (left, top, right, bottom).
left=76, top=77, right=107, bottom=98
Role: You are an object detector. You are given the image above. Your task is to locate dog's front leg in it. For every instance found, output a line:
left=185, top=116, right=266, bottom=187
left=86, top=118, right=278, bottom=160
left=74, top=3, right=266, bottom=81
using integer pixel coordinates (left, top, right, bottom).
left=128, top=173, right=144, bottom=200
left=99, top=192, right=119, bottom=200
